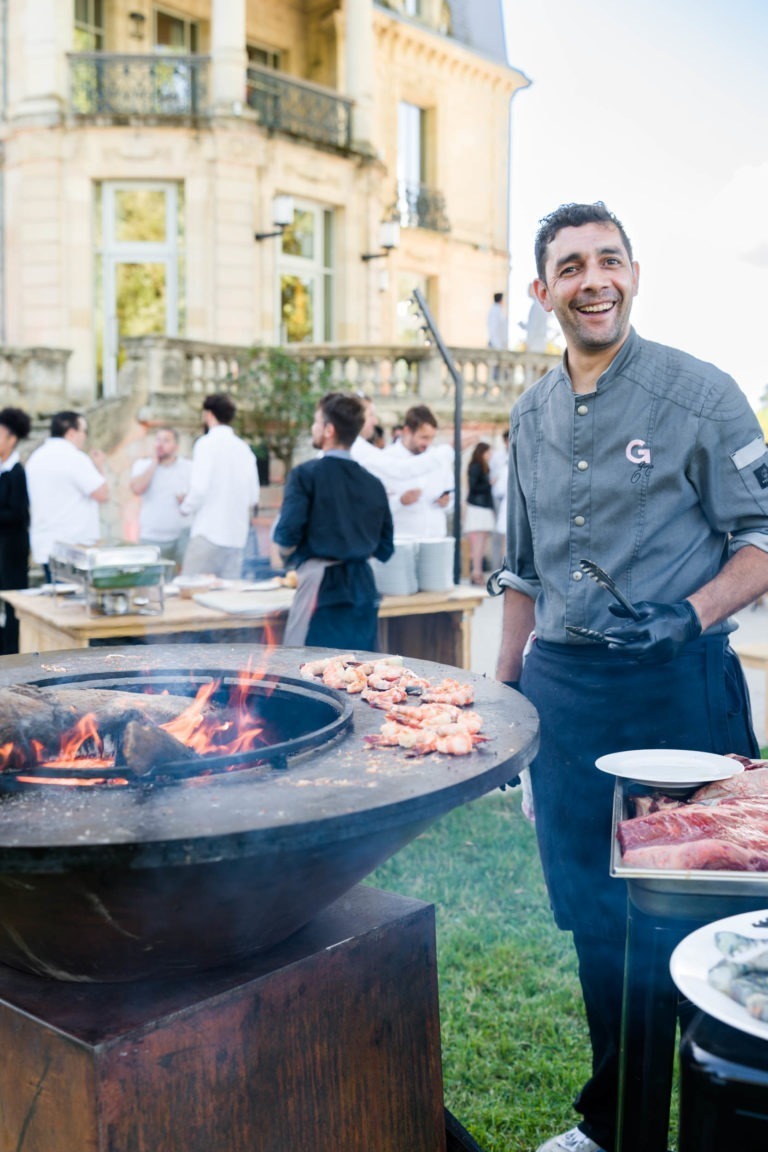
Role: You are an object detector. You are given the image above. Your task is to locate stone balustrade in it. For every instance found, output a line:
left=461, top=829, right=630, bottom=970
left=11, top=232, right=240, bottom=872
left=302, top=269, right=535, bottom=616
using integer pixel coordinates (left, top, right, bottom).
left=120, top=336, right=559, bottom=426
left=0, top=347, right=72, bottom=418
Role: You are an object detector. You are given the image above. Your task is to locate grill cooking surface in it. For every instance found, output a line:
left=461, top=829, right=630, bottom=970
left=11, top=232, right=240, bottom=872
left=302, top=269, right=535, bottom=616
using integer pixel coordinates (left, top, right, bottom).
left=0, top=644, right=539, bottom=979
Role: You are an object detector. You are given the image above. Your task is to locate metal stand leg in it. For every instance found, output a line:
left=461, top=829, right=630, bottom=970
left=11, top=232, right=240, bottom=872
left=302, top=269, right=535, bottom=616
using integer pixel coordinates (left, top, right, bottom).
left=616, top=903, right=687, bottom=1152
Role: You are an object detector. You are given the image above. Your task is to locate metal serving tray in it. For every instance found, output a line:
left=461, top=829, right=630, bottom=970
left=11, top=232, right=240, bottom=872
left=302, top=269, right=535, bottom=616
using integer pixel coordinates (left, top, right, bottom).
left=610, top=779, right=768, bottom=920
left=50, top=543, right=161, bottom=570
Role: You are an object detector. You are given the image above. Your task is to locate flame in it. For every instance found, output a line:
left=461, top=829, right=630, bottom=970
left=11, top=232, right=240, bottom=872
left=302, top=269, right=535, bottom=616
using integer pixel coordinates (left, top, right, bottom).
left=14, top=775, right=130, bottom=787
left=40, top=712, right=114, bottom=769
left=0, top=742, right=20, bottom=771
left=3, top=661, right=277, bottom=788
left=160, top=662, right=268, bottom=757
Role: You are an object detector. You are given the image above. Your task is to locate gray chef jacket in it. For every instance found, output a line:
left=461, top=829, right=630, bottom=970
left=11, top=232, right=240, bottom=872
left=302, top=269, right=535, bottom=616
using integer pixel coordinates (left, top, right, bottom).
left=503, top=328, right=768, bottom=641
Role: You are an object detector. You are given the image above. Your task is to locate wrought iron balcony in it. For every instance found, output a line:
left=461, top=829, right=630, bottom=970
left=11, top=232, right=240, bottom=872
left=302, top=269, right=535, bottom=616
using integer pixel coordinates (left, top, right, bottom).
left=396, top=181, right=451, bottom=233
left=246, top=65, right=352, bottom=152
left=68, top=53, right=210, bottom=118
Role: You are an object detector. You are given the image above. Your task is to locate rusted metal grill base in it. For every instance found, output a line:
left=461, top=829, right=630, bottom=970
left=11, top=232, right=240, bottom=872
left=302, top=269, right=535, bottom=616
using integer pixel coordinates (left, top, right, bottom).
left=0, top=886, right=446, bottom=1152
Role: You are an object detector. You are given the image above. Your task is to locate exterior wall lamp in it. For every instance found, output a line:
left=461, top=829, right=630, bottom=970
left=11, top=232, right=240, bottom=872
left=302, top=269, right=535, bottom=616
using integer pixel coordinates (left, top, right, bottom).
left=255, top=195, right=295, bottom=241
left=362, top=219, right=400, bottom=261
left=128, top=11, right=146, bottom=40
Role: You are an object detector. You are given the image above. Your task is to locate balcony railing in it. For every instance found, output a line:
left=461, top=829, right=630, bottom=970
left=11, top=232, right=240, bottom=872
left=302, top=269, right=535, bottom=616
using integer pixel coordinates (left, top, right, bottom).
left=246, top=65, right=353, bottom=151
left=68, top=53, right=210, bottom=118
left=396, top=180, right=450, bottom=232
left=117, top=336, right=558, bottom=421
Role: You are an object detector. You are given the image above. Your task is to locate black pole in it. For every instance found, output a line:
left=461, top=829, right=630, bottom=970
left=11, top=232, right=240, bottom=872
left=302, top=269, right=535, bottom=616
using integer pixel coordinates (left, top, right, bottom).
left=412, top=288, right=464, bottom=584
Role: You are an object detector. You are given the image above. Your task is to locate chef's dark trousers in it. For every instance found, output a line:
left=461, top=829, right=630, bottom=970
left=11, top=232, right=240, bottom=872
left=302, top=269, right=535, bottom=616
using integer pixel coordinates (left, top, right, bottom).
left=519, top=635, right=757, bottom=1152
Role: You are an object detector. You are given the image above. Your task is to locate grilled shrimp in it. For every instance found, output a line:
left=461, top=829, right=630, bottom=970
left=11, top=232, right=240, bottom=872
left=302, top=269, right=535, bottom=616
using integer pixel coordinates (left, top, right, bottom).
left=365, top=722, right=428, bottom=749
left=407, top=729, right=486, bottom=756
left=361, top=684, right=407, bottom=709
left=420, top=679, right=475, bottom=706
left=385, top=703, right=462, bottom=729
left=300, top=654, right=356, bottom=679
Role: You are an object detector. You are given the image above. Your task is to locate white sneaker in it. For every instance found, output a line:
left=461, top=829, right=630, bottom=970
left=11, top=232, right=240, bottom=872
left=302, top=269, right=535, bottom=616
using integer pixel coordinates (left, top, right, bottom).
left=535, top=1128, right=606, bottom=1152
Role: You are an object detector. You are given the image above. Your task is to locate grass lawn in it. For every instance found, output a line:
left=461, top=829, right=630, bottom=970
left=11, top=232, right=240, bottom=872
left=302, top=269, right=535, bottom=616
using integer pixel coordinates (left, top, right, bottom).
left=368, top=788, right=592, bottom=1152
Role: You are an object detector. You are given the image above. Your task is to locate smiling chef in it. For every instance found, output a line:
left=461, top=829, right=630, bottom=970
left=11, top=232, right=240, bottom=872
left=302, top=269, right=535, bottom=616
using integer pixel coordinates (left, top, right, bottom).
left=491, top=201, right=768, bottom=1152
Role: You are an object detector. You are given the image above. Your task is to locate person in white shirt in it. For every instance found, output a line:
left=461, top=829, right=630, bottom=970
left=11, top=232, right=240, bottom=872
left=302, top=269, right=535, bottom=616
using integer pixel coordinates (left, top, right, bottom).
left=350, top=397, right=452, bottom=497
left=26, top=410, right=109, bottom=581
left=129, top=427, right=192, bottom=569
left=489, top=428, right=510, bottom=570
left=379, top=405, right=454, bottom=540
left=180, top=394, right=260, bottom=579
left=519, top=281, right=551, bottom=352
left=487, top=291, right=507, bottom=350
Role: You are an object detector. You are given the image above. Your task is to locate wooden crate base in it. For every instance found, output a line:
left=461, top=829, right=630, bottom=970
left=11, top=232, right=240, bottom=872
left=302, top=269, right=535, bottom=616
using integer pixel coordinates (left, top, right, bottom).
left=0, top=885, right=446, bottom=1152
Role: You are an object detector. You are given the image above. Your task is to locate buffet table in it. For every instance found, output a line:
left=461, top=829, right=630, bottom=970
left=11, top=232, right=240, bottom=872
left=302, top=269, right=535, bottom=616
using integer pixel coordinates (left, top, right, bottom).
left=1, top=585, right=485, bottom=669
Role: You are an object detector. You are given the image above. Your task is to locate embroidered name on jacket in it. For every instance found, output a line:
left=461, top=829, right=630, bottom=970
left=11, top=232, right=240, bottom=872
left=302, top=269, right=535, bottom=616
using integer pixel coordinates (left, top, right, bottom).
left=625, top=439, right=653, bottom=484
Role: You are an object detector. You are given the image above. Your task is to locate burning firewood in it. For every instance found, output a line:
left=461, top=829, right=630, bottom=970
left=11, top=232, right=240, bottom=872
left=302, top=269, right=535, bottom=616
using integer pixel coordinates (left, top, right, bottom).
left=0, top=684, right=215, bottom=770
left=119, top=720, right=200, bottom=777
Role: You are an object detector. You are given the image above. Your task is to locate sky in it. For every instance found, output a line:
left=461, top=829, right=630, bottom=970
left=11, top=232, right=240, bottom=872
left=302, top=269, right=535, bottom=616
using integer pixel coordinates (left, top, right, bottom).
left=500, top=0, right=768, bottom=408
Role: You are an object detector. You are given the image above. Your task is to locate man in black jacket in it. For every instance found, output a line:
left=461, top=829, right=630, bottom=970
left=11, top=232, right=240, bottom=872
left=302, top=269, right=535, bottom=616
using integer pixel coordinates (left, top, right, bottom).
left=274, top=392, right=394, bottom=650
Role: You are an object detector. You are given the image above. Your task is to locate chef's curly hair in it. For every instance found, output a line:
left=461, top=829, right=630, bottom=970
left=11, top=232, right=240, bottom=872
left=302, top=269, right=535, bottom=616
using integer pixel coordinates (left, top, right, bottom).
left=534, top=202, right=633, bottom=280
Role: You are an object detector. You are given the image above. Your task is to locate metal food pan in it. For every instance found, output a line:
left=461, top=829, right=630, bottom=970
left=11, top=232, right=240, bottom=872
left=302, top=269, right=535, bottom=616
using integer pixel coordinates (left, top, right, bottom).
left=89, top=563, right=170, bottom=589
left=610, top=780, right=768, bottom=919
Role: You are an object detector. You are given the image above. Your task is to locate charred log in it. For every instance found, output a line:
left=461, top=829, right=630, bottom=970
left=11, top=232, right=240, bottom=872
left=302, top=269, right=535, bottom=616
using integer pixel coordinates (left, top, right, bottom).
left=0, top=685, right=208, bottom=771
left=119, top=720, right=200, bottom=777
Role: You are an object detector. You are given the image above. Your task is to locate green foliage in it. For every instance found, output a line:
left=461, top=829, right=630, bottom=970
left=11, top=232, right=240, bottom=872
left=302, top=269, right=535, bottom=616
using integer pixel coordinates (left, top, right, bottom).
left=368, top=792, right=593, bottom=1152
left=233, top=347, right=332, bottom=475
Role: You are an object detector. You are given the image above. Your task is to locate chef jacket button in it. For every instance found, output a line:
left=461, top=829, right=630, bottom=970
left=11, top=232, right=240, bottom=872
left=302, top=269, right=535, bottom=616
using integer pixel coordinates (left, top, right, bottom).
left=576, top=404, right=589, bottom=415
left=577, top=459, right=589, bottom=471
left=573, top=570, right=583, bottom=581
left=574, top=515, right=586, bottom=526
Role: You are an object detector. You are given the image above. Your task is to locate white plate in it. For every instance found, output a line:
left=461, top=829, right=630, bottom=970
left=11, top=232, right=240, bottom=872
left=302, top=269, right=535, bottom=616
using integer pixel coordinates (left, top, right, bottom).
left=670, top=910, right=768, bottom=1041
left=21, top=583, right=81, bottom=596
left=240, top=579, right=282, bottom=592
left=595, top=748, right=744, bottom=789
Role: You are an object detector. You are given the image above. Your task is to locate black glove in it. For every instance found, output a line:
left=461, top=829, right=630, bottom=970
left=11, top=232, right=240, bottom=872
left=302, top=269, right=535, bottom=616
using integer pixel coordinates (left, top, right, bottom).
left=604, top=600, right=701, bottom=664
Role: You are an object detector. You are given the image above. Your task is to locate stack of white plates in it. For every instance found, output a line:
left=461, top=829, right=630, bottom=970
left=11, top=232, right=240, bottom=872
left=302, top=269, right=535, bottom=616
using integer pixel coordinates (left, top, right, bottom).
left=416, top=538, right=454, bottom=592
left=370, top=540, right=419, bottom=595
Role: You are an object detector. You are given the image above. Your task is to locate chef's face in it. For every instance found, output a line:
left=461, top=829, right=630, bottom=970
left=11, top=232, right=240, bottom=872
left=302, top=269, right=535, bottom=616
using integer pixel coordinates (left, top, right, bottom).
left=534, top=222, right=639, bottom=356
left=402, top=422, right=436, bottom=455
left=311, top=408, right=329, bottom=450
left=155, top=429, right=177, bottom=461
left=71, top=418, right=88, bottom=450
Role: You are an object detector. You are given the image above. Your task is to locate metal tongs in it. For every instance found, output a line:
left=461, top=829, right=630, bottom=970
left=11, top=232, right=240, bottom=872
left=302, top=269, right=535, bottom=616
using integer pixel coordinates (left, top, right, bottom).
left=565, top=559, right=642, bottom=645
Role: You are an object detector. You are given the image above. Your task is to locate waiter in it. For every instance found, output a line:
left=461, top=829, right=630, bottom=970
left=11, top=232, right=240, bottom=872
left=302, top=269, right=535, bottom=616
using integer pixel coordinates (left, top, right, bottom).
left=274, top=392, right=393, bottom=650
left=493, top=201, right=768, bottom=1152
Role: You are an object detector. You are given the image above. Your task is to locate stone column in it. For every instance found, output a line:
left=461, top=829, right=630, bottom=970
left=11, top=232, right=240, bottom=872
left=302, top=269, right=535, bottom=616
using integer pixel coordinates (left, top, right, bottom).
left=11, top=0, right=71, bottom=122
left=211, top=0, right=247, bottom=115
left=345, top=0, right=375, bottom=155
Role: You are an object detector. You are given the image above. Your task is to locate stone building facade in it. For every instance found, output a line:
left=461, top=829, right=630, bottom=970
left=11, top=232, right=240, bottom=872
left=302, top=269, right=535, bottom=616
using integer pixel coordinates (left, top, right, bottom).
left=0, top=1, right=542, bottom=547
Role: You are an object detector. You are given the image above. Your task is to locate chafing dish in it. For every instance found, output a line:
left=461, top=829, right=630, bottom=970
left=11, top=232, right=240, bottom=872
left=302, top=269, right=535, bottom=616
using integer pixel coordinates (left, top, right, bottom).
left=49, top=543, right=174, bottom=617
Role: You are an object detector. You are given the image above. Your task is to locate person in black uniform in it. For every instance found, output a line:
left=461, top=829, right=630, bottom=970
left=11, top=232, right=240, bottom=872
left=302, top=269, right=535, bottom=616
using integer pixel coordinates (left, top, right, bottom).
left=274, top=392, right=394, bottom=651
left=0, top=407, right=32, bottom=654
